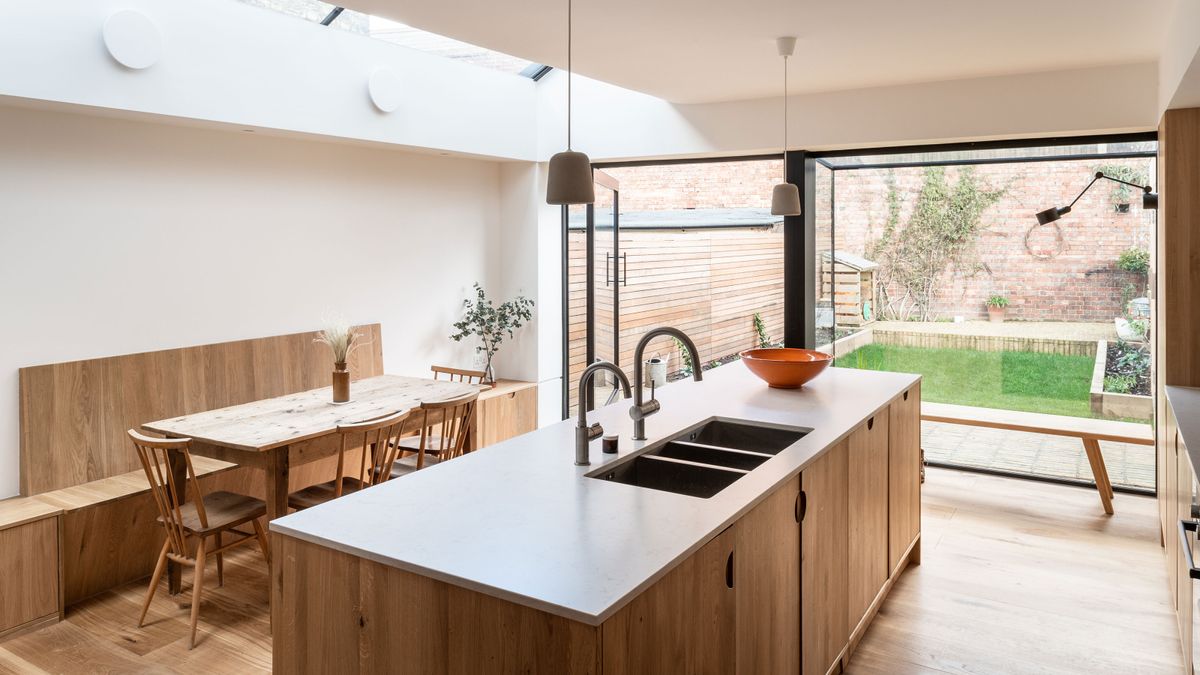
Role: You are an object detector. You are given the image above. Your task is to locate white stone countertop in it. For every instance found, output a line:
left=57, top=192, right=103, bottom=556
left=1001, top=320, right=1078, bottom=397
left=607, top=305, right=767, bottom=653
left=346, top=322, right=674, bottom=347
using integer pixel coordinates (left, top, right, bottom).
left=270, top=362, right=920, bottom=626
left=1167, top=386, right=1200, bottom=478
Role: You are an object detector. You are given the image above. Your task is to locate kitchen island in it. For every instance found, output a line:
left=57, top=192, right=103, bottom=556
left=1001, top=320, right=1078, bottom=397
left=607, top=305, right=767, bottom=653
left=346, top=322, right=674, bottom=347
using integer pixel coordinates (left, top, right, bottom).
left=270, top=363, right=921, bottom=675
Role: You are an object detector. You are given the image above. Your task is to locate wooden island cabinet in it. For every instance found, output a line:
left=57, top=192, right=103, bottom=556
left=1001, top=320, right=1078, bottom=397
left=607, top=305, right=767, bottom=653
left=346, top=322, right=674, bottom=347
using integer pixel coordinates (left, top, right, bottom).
left=273, top=382, right=921, bottom=675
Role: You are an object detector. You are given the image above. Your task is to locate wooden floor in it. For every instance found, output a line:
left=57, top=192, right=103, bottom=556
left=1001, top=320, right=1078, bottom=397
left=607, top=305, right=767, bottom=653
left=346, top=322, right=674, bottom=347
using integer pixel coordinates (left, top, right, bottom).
left=0, top=546, right=272, bottom=674
left=849, top=469, right=1183, bottom=675
left=0, top=468, right=1183, bottom=674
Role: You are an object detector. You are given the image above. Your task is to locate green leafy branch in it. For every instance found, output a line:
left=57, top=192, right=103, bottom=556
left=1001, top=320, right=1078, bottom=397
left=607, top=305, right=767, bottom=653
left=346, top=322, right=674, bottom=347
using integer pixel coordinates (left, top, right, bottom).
left=868, top=167, right=1005, bottom=321
left=450, top=283, right=534, bottom=375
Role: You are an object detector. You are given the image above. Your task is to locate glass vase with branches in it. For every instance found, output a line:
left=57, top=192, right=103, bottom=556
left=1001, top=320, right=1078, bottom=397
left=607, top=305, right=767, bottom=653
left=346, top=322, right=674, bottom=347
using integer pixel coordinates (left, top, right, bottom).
left=450, top=283, right=534, bottom=384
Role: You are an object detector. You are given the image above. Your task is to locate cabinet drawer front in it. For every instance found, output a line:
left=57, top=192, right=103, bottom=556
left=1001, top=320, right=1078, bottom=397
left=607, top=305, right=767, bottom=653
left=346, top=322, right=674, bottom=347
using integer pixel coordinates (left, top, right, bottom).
left=888, top=384, right=921, bottom=573
left=802, top=440, right=850, bottom=675
left=478, top=386, right=538, bottom=448
left=848, top=413, right=889, bottom=633
left=0, top=517, right=60, bottom=634
left=603, top=528, right=735, bottom=675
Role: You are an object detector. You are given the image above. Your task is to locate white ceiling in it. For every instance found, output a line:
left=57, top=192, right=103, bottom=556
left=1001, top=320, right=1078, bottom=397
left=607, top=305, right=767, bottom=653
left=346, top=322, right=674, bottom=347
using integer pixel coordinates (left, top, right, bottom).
left=348, top=0, right=1173, bottom=104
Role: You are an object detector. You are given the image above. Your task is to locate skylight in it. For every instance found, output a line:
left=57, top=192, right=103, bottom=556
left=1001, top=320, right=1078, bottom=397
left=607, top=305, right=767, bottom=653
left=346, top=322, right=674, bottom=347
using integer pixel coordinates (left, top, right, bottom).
left=237, top=1, right=549, bottom=78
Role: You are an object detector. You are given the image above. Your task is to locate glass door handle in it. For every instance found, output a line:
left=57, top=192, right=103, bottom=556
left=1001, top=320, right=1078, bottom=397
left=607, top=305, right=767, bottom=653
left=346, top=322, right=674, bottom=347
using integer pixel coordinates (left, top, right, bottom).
left=606, top=253, right=628, bottom=287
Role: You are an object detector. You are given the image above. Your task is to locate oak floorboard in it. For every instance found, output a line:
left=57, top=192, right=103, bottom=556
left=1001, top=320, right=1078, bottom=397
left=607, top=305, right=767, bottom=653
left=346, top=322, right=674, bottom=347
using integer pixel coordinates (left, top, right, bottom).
left=0, top=647, right=48, bottom=675
left=0, top=468, right=1183, bottom=674
left=846, top=468, right=1183, bottom=675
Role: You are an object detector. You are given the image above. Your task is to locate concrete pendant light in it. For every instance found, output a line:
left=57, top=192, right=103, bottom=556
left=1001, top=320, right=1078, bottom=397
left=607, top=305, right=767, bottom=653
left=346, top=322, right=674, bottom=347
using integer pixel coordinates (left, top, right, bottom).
left=771, top=36, right=801, bottom=217
left=546, top=0, right=595, bottom=205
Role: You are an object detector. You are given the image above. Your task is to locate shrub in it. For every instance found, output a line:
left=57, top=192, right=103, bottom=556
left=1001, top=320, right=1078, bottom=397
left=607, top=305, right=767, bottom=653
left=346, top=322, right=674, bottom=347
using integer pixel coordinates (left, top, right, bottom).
left=752, top=312, right=771, bottom=349
left=1116, top=248, right=1150, bottom=275
left=1113, top=339, right=1150, bottom=374
left=1104, top=374, right=1136, bottom=394
left=869, top=167, right=1005, bottom=321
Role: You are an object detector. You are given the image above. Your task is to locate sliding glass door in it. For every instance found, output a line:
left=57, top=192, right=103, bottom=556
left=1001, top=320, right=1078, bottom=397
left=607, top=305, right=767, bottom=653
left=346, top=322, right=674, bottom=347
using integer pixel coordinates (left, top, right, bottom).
left=565, top=170, right=621, bottom=418
left=562, top=158, right=788, bottom=419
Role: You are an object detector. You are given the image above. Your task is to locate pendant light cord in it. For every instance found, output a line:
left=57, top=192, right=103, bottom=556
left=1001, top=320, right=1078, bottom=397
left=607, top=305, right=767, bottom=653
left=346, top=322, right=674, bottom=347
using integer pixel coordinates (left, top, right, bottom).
left=567, top=0, right=573, bottom=151
left=782, top=53, right=788, bottom=160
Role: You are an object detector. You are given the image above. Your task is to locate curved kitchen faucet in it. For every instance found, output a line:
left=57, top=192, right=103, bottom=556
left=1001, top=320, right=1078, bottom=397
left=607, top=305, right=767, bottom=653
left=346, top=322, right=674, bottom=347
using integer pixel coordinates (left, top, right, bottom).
left=575, top=361, right=632, bottom=466
left=631, top=327, right=702, bottom=440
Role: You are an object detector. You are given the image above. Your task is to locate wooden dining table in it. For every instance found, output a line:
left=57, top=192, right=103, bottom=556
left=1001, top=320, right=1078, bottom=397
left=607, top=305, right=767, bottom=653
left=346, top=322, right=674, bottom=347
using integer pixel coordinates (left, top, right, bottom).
left=142, top=374, right=480, bottom=593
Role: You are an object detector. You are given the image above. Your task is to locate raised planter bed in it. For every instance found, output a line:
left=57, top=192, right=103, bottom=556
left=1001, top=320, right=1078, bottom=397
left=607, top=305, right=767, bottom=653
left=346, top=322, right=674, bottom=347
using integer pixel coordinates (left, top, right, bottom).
left=872, top=328, right=1096, bottom=357
left=1090, top=340, right=1152, bottom=421
left=817, top=326, right=874, bottom=356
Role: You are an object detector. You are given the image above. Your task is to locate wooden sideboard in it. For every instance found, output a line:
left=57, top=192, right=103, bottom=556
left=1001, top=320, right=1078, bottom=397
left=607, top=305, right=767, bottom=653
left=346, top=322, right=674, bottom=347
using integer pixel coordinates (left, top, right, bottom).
left=476, top=380, right=538, bottom=448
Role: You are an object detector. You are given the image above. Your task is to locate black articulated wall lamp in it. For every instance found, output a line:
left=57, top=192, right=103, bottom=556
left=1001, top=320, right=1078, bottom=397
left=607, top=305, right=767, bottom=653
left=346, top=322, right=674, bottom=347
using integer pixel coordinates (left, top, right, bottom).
left=1035, top=171, right=1158, bottom=225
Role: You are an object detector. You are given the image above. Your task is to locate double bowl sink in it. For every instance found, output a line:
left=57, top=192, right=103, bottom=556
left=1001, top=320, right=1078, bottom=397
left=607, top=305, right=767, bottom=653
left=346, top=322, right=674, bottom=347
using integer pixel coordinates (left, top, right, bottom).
left=587, top=418, right=810, bottom=499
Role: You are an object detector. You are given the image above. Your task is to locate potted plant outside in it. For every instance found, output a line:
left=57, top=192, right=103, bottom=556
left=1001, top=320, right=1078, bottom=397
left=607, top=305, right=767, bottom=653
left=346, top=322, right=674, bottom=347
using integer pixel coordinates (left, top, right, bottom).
left=451, top=283, right=534, bottom=386
left=986, top=295, right=1009, bottom=323
left=1095, top=164, right=1149, bottom=213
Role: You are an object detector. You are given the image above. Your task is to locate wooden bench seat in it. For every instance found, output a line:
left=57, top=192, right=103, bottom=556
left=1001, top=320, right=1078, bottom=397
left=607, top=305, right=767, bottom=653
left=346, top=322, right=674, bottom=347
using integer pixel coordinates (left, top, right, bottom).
left=31, top=456, right=238, bottom=511
left=922, top=402, right=1153, bottom=515
left=0, top=496, right=62, bottom=530
left=0, top=454, right=248, bottom=640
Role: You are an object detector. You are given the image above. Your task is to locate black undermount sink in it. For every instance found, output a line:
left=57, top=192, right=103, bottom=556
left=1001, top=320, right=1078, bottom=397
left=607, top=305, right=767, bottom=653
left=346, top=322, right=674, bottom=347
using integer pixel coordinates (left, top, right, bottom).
left=587, top=418, right=809, bottom=499
left=652, top=440, right=772, bottom=471
left=681, top=418, right=806, bottom=455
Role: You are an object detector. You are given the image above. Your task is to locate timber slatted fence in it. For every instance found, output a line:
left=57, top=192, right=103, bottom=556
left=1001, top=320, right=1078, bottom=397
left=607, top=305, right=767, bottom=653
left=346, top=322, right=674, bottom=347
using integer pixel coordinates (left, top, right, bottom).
left=567, top=227, right=784, bottom=412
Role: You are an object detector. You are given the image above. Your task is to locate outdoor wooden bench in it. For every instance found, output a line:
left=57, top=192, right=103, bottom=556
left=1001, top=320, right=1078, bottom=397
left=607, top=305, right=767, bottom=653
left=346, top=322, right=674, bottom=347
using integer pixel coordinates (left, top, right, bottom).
left=921, top=402, right=1154, bottom=515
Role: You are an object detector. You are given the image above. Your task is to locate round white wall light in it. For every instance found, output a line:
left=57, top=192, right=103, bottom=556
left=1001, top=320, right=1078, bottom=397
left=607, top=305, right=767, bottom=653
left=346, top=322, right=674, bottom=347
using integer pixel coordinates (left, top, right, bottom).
left=103, top=10, right=162, bottom=70
left=368, top=69, right=403, bottom=113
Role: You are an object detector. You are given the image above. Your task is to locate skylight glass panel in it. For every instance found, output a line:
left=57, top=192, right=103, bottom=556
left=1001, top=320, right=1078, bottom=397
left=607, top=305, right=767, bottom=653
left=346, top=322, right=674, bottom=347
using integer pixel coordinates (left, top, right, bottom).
left=236, top=1, right=547, bottom=78
left=238, top=0, right=341, bottom=24
left=356, top=14, right=536, bottom=76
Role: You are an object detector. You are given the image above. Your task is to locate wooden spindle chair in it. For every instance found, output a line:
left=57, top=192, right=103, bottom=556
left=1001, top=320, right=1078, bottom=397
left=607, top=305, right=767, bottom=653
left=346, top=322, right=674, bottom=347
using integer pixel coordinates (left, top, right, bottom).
left=128, top=430, right=270, bottom=649
left=286, top=409, right=413, bottom=510
left=431, top=364, right=487, bottom=384
left=391, top=391, right=480, bottom=476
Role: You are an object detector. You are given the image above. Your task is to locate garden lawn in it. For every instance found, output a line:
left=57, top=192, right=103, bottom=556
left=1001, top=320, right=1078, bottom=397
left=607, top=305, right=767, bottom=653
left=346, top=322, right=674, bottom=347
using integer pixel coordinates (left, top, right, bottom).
left=836, top=344, right=1096, bottom=418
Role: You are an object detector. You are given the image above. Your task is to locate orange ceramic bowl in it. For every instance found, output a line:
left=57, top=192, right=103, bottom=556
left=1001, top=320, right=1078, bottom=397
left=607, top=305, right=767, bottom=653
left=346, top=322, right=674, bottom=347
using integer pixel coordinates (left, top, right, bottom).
left=739, top=348, right=833, bottom=389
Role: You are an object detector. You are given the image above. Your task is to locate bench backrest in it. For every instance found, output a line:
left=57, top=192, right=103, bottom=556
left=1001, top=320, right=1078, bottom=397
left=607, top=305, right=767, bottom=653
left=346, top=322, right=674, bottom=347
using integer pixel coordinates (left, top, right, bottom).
left=18, top=324, right=383, bottom=495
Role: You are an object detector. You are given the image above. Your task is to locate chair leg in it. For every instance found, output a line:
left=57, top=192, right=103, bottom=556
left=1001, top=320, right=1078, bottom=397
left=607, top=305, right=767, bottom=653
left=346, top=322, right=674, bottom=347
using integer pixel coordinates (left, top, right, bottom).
left=189, top=537, right=208, bottom=650
left=138, top=539, right=171, bottom=628
left=251, top=518, right=271, bottom=565
left=216, top=532, right=224, bottom=588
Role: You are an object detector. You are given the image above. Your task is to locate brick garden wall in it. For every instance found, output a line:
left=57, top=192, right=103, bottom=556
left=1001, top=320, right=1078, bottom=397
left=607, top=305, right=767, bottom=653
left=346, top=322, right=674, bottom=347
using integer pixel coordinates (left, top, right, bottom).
left=609, top=157, right=1154, bottom=323
left=607, top=160, right=783, bottom=211
left=831, top=158, right=1154, bottom=322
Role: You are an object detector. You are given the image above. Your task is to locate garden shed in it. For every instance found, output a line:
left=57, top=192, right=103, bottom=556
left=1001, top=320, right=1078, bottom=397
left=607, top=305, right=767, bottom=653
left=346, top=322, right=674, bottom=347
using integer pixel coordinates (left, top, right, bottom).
left=821, top=250, right=879, bottom=326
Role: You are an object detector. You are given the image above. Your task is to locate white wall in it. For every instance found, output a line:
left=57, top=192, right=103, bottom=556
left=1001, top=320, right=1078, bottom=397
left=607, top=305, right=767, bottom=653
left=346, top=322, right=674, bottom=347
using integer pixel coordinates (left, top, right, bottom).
left=537, top=62, right=1161, bottom=162
left=1159, top=0, right=1200, bottom=112
left=0, top=0, right=536, bottom=160
left=0, top=105, right=516, bottom=498
left=497, top=161, right=565, bottom=426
